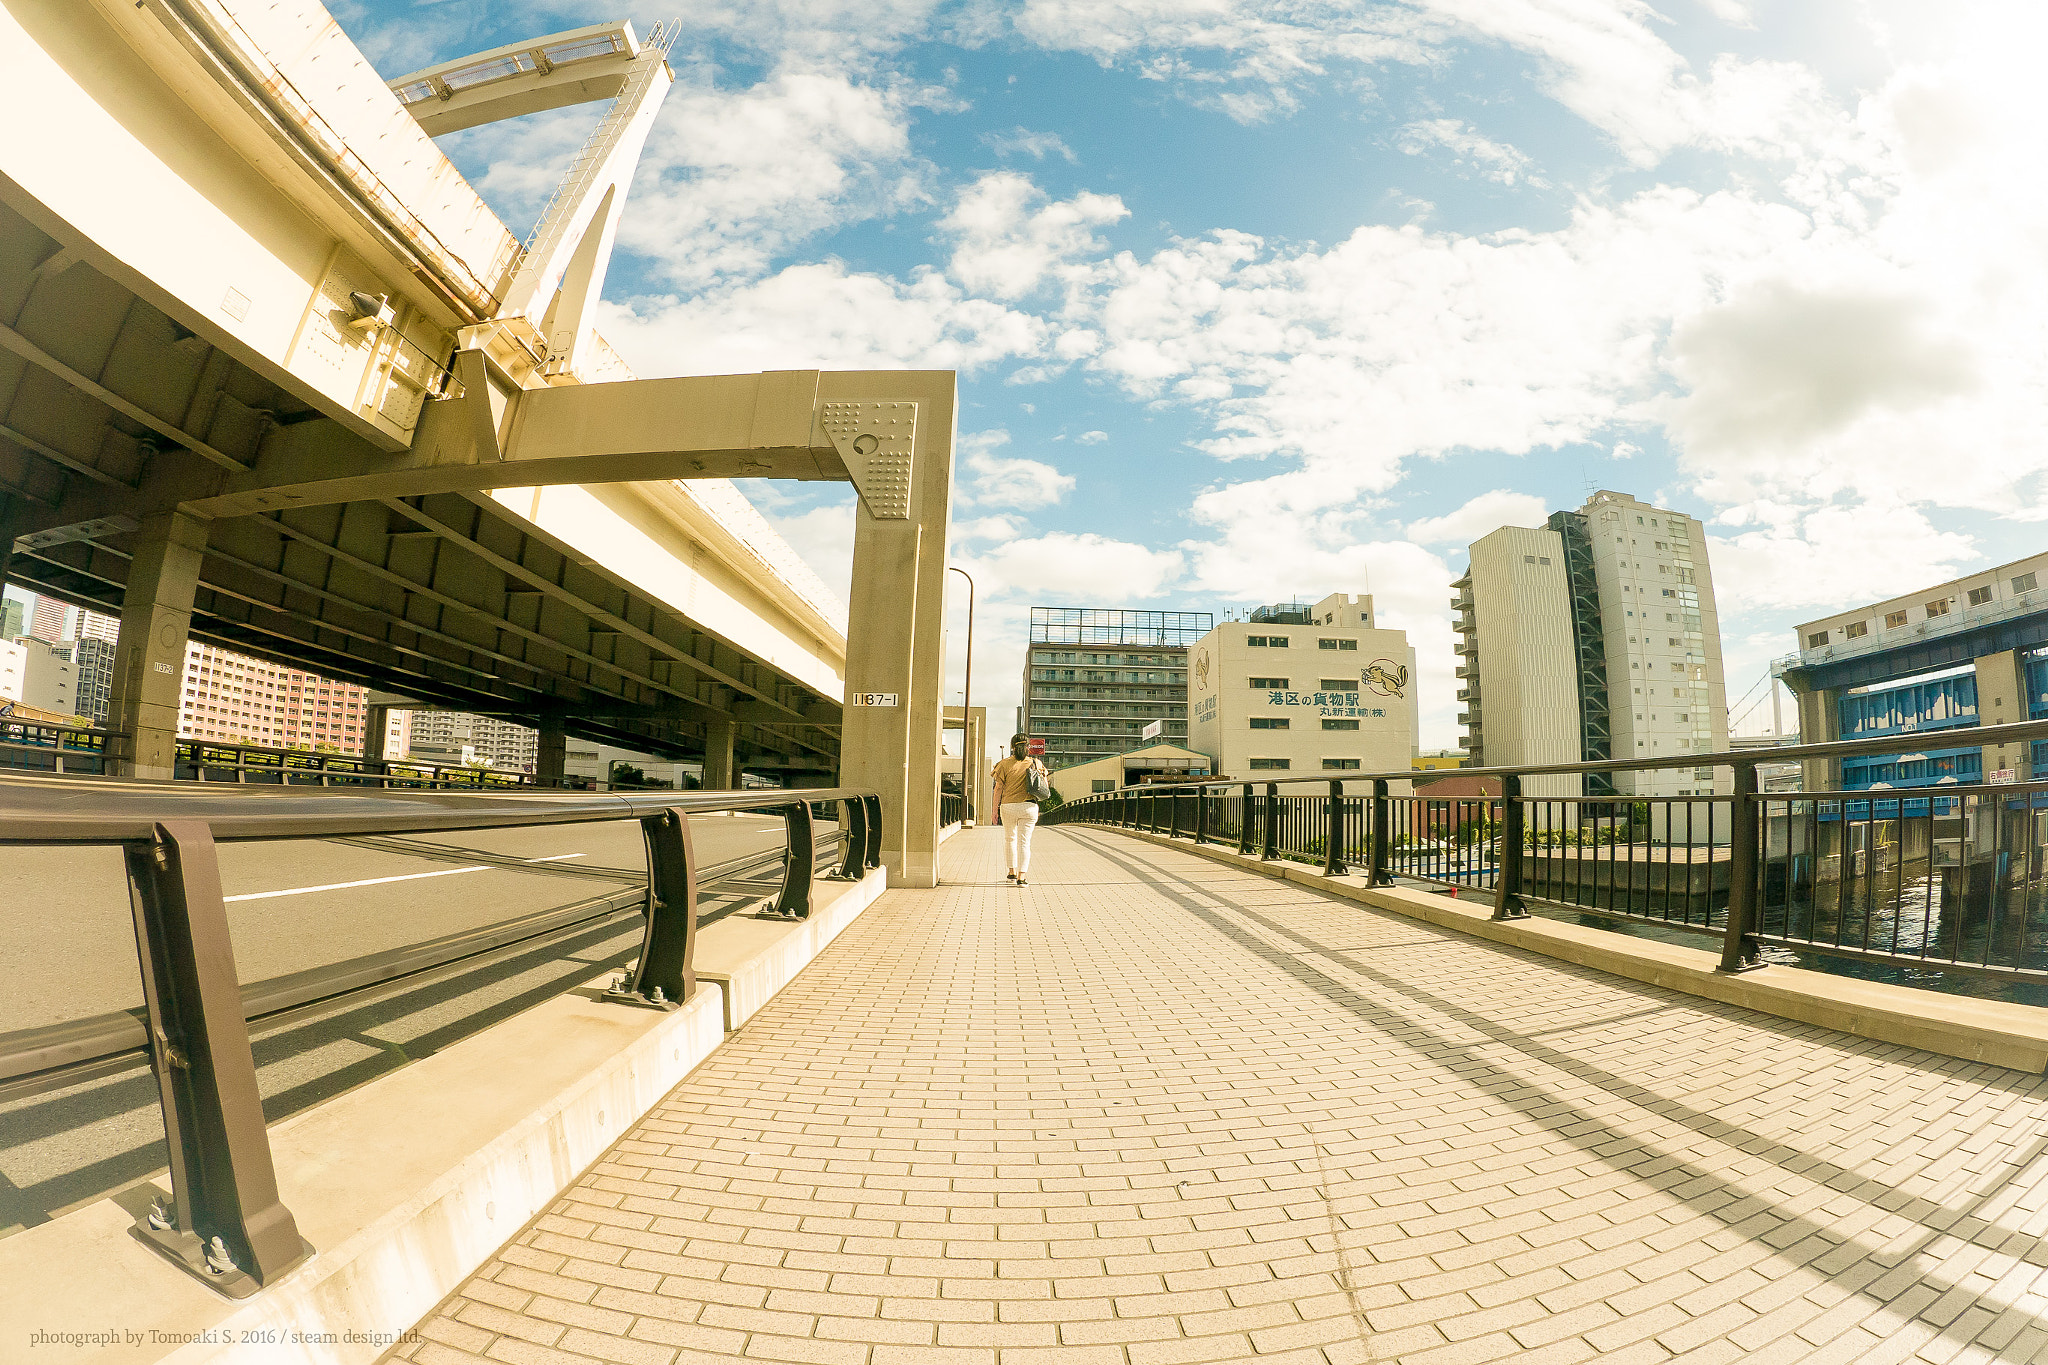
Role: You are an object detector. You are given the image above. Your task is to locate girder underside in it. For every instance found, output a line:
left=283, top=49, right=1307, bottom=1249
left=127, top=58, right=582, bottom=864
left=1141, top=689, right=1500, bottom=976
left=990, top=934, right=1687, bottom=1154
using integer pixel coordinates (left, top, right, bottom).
left=0, top=198, right=839, bottom=773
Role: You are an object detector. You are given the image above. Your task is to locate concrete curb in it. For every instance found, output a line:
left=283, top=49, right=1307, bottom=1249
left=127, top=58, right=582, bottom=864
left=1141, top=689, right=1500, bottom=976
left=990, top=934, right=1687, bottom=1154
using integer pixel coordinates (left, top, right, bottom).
left=2, top=866, right=890, bottom=1365
left=1081, top=825, right=2048, bottom=1073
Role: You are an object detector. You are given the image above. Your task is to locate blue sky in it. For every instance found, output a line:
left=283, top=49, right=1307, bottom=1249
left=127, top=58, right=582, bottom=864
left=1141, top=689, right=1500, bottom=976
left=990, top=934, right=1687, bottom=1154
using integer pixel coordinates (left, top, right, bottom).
left=333, top=0, right=2048, bottom=751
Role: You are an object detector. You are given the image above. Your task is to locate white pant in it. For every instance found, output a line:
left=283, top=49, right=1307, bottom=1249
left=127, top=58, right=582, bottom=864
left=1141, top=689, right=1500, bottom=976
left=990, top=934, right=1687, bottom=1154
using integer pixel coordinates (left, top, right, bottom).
left=1001, top=802, right=1039, bottom=874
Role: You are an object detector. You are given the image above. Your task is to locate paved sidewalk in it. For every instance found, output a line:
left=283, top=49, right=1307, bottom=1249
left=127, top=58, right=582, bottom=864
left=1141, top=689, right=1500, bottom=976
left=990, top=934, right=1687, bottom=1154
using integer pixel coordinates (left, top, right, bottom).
left=392, top=826, right=2048, bottom=1365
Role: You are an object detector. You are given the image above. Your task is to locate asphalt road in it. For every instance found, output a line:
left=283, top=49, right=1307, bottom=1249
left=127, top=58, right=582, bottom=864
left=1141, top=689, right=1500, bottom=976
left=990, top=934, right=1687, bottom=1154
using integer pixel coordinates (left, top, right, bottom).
left=0, top=811, right=817, bottom=1233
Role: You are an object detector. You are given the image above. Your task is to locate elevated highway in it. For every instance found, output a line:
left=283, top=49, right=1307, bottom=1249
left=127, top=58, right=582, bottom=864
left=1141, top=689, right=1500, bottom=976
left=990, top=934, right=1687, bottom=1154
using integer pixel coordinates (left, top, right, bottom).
left=0, top=0, right=956, bottom=882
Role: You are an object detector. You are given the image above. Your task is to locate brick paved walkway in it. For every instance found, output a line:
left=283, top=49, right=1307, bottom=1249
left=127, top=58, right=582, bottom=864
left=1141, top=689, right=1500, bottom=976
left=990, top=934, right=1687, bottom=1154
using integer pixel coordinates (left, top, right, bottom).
left=391, top=826, right=2048, bottom=1365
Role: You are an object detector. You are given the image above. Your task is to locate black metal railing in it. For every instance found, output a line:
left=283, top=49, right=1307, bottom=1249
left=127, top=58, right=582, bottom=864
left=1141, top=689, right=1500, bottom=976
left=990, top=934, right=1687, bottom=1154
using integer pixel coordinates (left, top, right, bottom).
left=1045, top=719, right=2048, bottom=981
left=0, top=776, right=882, bottom=1299
left=941, top=792, right=966, bottom=827
left=0, top=718, right=119, bottom=775
left=172, top=739, right=542, bottom=788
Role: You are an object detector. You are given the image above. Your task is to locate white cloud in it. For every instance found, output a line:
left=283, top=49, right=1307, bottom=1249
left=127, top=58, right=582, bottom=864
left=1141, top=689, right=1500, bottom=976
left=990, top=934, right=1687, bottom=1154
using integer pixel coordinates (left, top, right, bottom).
left=598, top=264, right=1045, bottom=376
left=1075, top=430, right=1109, bottom=444
left=939, top=171, right=1129, bottom=301
left=1707, top=502, right=1979, bottom=615
left=956, top=429, right=1078, bottom=509
left=619, top=68, right=939, bottom=288
left=1406, top=490, right=1553, bottom=546
left=970, top=532, right=1185, bottom=600
left=1396, top=118, right=1544, bottom=186
left=983, top=127, right=1078, bottom=161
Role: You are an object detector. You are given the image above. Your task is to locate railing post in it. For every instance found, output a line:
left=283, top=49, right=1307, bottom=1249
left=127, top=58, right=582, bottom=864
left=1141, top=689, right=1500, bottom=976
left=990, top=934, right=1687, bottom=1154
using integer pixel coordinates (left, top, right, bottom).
left=624, top=808, right=698, bottom=1006
left=1323, top=780, right=1345, bottom=877
left=1370, top=778, right=1391, bottom=886
left=1194, top=784, right=1208, bottom=844
left=1719, top=760, right=1764, bottom=972
left=768, top=799, right=816, bottom=919
left=125, top=821, right=310, bottom=1296
left=1262, top=783, right=1278, bottom=860
left=1168, top=786, right=1182, bottom=839
left=1238, top=783, right=1254, bottom=856
left=1492, top=774, right=1527, bottom=920
left=830, top=795, right=869, bottom=880
left=863, top=793, right=883, bottom=869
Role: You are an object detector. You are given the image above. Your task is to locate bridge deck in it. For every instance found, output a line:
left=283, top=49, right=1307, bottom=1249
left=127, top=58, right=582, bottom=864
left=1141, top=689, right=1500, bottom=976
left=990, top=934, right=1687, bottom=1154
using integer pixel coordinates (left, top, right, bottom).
left=393, top=826, right=2048, bottom=1365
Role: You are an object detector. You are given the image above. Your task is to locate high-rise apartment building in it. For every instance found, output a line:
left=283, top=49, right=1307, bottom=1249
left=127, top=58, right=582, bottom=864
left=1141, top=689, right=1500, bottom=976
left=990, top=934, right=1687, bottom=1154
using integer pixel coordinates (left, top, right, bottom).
left=1019, top=608, right=1212, bottom=770
left=61, top=636, right=116, bottom=724
left=399, top=710, right=538, bottom=771
left=1, top=636, right=77, bottom=716
left=26, top=596, right=67, bottom=643
left=176, top=641, right=371, bottom=752
left=0, top=597, right=23, bottom=641
left=1453, top=490, right=1728, bottom=797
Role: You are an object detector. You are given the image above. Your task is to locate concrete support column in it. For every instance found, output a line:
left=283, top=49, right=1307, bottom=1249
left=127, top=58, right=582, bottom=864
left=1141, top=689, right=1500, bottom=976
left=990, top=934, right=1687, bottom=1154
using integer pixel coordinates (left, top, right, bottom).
left=1975, top=650, right=2029, bottom=779
left=1790, top=681, right=1840, bottom=794
left=837, top=372, right=954, bottom=889
left=536, top=718, right=566, bottom=785
left=701, top=719, right=737, bottom=789
left=364, top=704, right=390, bottom=762
left=108, top=510, right=210, bottom=780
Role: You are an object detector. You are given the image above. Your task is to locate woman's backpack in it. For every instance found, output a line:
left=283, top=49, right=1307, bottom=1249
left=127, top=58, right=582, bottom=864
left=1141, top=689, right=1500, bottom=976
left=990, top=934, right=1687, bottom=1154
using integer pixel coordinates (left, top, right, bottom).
left=1024, top=760, right=1053, bottom=803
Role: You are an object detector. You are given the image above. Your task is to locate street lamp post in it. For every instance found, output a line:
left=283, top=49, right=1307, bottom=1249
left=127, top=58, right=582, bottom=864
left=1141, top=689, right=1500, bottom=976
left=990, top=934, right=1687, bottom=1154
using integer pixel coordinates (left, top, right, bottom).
left=949, top=565, right=976, bottom=826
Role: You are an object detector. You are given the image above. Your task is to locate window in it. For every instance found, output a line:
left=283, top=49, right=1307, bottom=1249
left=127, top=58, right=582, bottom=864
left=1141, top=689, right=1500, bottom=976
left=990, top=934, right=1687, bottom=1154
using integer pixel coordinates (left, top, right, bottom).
left=1092, top=780, right=1115, bottom=793
left=1969, top=586, right=1994, bottom=607
left=1247, top=634, right=1289, bottom=648
left=1844, top=621, right=1868, bottom=639
left=1317, top=638, right=1359, bottom=651
left=2016, top=573, right=2039, bottom=593
left=1250, top=676, right=1289, bottom=689
left=1524, top=554, right=1536, bottom=563
left=1807, top=631, right=1829, bottom=648
left=1323, top=759, right=1361, bottom=770
left=1249, top=757, right=1291, bottom=770
left=1248, top=636, right=1268, bottom=647
left=1926, top=599, right=1950, bottom=617
left=1323, top=719, right=1360, bottom=731
left=1539, top=556, right=1551, bottom=565
left=1885, top=611, right=1908, bottom=629
left=1250, top=717, right=1290, bottom=730
left=1319, top=679, right=1356, bottom=692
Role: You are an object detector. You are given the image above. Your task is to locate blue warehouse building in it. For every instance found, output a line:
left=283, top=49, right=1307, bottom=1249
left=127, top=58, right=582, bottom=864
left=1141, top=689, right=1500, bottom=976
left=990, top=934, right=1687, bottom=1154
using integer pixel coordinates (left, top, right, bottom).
left=1779, top=552, right=2048, bottom=796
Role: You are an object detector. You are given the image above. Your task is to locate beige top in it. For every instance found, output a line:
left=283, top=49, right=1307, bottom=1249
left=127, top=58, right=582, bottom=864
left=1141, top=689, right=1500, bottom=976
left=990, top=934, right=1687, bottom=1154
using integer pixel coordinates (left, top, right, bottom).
left=992, top=756, right=1046, bottom=807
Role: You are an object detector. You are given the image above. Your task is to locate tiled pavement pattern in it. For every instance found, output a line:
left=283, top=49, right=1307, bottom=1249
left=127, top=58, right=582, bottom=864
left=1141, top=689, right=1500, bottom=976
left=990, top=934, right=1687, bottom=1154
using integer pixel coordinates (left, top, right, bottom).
left=390, top=826, right=2048, bottom=1365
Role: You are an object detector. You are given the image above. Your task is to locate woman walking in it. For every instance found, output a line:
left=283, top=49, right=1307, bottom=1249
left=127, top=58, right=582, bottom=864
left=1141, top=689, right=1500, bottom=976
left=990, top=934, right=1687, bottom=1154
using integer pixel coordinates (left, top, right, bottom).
left=990, top=734, right=1049, bottom=885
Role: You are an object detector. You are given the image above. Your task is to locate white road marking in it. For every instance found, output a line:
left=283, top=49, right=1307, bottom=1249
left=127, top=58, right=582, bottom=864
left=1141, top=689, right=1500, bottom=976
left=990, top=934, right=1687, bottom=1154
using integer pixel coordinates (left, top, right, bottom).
left=224, top=852, right=590, bottom=901
left=225, top=865, right=492, bottom=901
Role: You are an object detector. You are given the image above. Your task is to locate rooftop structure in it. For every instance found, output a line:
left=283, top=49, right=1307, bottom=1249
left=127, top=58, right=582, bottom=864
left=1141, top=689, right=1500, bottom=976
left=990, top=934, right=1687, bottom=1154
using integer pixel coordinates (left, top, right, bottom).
left=1029, top=607, right=1213, bottom=648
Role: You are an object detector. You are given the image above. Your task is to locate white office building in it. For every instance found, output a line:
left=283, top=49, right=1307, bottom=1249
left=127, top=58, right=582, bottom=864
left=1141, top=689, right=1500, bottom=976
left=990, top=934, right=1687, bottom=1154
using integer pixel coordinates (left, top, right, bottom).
left=1453, top=490, right=1729, bottom=798
left=1187, top=591, right=1417, bottom=782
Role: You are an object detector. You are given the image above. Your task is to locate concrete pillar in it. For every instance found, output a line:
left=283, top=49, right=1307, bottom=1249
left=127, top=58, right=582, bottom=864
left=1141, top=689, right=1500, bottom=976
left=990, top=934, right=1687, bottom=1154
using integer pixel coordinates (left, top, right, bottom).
left=107, top=511, right=209, bottom=780
left=701, top=718, right=737, bottom=789
left=1975, top=650, right=2028, bottom=780
left=364, top=703, right=390, bottom=762
left=837, top=372, right=954, bottom=888
left=536, top=718, right=567, bottom=784
left=1790, top=680, right=1840, bottom=794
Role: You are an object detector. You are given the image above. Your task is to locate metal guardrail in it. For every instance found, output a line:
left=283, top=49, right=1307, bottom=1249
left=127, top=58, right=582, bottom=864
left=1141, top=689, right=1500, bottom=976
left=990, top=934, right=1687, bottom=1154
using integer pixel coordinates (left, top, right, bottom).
left=171, top=737, right=541, bottom=788
left=0, top=719, right=119, bottom=775
left=1045, top=719, right=2048, bottom=982
left=0, top=775, right=882, bottom=1299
